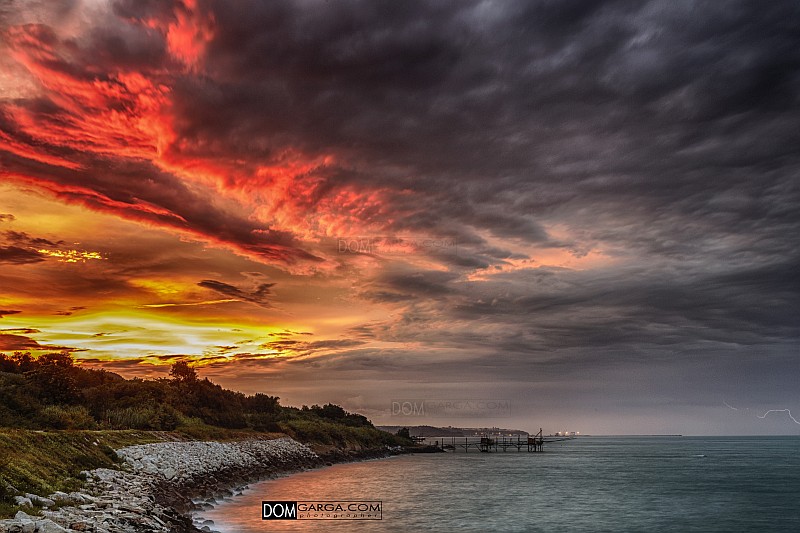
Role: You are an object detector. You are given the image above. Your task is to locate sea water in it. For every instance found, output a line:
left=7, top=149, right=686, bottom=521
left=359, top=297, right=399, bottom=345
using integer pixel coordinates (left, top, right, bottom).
left=197, top=436, right=800, bottom=532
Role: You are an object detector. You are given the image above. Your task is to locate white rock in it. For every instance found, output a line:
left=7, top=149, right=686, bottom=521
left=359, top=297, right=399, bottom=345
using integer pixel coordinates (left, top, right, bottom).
left=65, top=493, right=84, bottom=504
left=33, top=519, right=68, bottom=533
left=12, top=497, right=31, bottom=507
left=1, top=437, right=319, bottom=533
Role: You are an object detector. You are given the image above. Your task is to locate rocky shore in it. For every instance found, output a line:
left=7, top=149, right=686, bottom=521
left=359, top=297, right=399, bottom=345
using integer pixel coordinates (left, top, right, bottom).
left=1, top=437, right=395, bottom=533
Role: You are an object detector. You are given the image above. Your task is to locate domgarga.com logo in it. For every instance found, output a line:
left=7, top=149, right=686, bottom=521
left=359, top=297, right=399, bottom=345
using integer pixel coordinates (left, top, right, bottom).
left=262, top=501, right=382, bottom=520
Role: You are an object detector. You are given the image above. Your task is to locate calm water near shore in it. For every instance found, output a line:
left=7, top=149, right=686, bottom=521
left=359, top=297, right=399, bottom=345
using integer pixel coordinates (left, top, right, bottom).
left=197, top=436, right=800, bottom=532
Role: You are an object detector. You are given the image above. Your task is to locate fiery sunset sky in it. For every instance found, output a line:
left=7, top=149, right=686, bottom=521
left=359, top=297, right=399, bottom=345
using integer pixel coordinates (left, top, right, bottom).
left=1, top=0, right=798, bottom=435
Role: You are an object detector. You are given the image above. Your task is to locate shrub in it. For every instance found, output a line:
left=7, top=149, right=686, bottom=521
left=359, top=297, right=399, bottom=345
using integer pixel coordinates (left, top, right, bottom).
left=104, top=404, right=180, bottom=430
left=0, top=372, right=41, bottom=427
left=148, top=404, right=181, bottom=430
left=247, top=413, right=281, bottom=432
left=36, top=406, right=96, bottom=430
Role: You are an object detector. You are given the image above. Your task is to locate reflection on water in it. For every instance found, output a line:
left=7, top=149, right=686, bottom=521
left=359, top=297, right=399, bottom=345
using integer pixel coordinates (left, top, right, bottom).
left=197, top=437, right=800, bottom=533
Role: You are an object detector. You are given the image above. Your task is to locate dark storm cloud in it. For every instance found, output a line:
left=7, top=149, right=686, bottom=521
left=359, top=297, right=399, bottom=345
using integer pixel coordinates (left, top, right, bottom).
left=1, top=0, right=797, bottom=428
left=447, top=255, right=800, bottom=352
left=0, top=226, right=59, bottom=261
left=0, top=228, right=75, bottom=264
left=84, top=18, right=169, bottom=72
left=0, top=246, right=44, bottom=264
left=6, top=0, right=798, bottom=268
left=198, top=279, right=275, bottom=307
left=140, top=0, right=797, bottom=267
left=4, top=230, right=62, bottom=248
left=336, top=244, right=798, bottom=381
left=0, top=332, right=79, bottom=353
left=362, top=269, right=460, bottom=303
left=199, top=0, right=798, bottom=431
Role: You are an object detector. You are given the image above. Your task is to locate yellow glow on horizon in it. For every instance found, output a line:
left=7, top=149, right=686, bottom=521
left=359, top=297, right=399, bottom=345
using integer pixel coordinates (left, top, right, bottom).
left=139, top=299, right=240, bottom=308
left=37, top=248, right=106, bottom=263
left=1, top=308, right=305, bottom=363
left=129, top=279, right=190, bottom=296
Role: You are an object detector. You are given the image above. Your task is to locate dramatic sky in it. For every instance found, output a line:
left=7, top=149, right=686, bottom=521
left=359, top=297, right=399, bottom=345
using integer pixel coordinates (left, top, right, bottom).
left=1, top=0, right=798, bottom=435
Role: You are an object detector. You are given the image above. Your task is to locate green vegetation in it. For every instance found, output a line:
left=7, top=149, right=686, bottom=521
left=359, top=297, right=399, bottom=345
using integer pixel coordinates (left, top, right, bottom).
left=0, top=429, right=172, bottom=517
left=0, top=351, right=410, bottom=516
left=279, top=416, right=401, bottom=449
left=0, top=352, right=397, bottom=440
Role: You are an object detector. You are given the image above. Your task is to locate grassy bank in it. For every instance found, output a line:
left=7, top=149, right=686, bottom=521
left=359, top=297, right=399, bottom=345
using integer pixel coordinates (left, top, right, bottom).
left=0, top=353, right=410, bottom=518
left=278, top=418, right=403, bottom=449
left=0, top=429, right=171, bottom=517
left=0, top=426, right=403, bottom=518
left=0, top=428, right=282, bottom=518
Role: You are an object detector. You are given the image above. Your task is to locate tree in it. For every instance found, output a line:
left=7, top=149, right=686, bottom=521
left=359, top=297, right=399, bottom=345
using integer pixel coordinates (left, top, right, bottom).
left=247, top=393, right=281, bottom=415
left=317, top=403, right=346, bottom=420
left=396, top=427, right=411, bottom=440
left=0, top=353, right=17, bottom=373
left=9, top=351, right=34, bottom=373
left=169, top=361, right=198, bottom=383
left=25, top=351, right=79, bottom=404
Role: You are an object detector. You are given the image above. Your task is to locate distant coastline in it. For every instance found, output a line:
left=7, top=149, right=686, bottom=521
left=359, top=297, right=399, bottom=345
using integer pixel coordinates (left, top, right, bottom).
left=377, top=424, right=530, bottom=437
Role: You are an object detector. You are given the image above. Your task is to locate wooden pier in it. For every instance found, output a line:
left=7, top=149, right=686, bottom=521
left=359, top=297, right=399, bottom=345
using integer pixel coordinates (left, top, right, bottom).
left=420, top=428, right=574, bottom=453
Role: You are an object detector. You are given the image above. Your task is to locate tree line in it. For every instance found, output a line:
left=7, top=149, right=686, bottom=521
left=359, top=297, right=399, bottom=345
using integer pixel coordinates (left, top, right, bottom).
left=0, top=351, right=385, bottom=444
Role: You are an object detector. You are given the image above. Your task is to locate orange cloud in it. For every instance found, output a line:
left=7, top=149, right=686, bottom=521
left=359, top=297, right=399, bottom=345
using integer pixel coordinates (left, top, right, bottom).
left=166, top=0, right=216, bottom=68
left=0, top=130, right=83, bottom=171
left=137, top=0, right=215, bottom=69
left=4, top=24, right=174, bottom=161
left=5, top=173, right=188, bottom=225
left=1, top=8, right=410, bottom=272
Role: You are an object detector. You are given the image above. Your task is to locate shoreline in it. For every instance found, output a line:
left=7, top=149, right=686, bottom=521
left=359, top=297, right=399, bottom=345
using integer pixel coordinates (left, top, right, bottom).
left=187, top=452, right=402, bottom=532
left=0, top=437, right=407, bottom=533
left=160, top=441, right=405, bottom=517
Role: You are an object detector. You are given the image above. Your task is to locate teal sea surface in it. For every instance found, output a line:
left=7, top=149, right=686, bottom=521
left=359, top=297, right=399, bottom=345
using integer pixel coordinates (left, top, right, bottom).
left=198, top=436, right=800, bottom=532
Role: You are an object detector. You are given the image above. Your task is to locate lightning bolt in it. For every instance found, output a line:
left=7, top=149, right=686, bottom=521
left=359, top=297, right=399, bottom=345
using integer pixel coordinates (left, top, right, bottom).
left=723, top=400, right=738, bottom=411
left=757, top=409, right=800, bottom=425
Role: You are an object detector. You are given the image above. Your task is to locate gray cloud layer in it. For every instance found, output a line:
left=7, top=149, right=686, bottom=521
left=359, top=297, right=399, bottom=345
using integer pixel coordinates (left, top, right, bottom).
left=2, top=0, right=798, bottom=432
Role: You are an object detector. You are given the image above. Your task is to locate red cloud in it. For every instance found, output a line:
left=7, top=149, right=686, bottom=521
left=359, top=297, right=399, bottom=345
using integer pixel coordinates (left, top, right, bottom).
left=165, top=0, right=216, bottom=68
left=4, top=24, right=174, bottom=161
left=0, top=19, right=317, bottom=265
left=0, top=6, right=395, bottom=268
